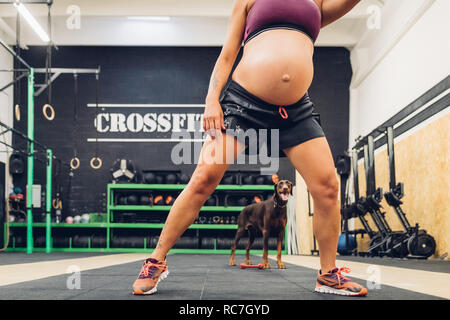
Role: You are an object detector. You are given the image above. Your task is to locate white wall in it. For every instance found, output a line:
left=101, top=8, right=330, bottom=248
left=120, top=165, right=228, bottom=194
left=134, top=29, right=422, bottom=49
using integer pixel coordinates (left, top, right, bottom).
left=0, top=46, right=13, bottom=196
left=349, top=0, right=450, bottom=145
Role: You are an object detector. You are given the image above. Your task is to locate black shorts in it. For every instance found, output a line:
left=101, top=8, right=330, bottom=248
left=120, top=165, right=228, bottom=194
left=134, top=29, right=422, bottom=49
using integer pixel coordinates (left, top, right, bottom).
left=219, top=80, right=325, bottom=157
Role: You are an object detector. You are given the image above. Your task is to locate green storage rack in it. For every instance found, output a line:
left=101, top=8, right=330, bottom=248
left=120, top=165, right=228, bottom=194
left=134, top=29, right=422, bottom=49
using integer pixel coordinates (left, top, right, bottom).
left=5, top=183, right=287, bottom=255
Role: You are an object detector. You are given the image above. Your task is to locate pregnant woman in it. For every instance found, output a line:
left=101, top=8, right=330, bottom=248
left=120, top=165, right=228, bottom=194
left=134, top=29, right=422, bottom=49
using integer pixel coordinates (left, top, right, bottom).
left=133, top=0, right=367, bottom=297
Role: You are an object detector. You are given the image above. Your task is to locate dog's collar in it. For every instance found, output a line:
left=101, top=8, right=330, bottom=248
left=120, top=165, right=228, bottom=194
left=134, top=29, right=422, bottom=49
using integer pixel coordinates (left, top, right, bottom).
left=274, top=196, right=287, bottom=208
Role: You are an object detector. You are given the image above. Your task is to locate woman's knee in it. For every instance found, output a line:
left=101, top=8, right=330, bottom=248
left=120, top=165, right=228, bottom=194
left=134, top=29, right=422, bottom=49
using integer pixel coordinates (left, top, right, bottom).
left=188, top=165, right=222, bottom=197
left=309, top=173, right=339, bottom=207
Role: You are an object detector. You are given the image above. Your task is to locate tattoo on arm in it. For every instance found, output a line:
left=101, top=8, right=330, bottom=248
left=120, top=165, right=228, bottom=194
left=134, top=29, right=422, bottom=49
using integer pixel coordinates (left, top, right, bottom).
left=210, top=69, right=219, bottom=92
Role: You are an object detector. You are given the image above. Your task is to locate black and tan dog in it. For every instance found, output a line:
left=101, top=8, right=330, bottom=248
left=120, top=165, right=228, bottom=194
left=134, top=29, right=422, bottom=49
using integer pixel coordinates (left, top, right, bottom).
left=229, top=180, right=293, bottom=269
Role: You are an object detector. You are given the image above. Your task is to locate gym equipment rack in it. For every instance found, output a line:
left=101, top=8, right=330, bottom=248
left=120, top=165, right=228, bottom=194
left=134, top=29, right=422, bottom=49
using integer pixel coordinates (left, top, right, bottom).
left=5, top=183, right=288, bottom=254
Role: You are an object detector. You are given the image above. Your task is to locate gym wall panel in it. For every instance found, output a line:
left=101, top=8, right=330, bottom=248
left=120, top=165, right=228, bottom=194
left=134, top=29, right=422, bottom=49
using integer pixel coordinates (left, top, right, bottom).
left=11, top=46, right=351, bottom=215
left=355, top=113, right=450, bottom=258
left=349, top=0, right=450, bottom=144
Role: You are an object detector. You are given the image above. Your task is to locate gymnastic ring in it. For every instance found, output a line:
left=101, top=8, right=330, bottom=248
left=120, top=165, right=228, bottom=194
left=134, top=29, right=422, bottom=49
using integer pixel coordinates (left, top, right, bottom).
left=90, top=157, right=102, bottom=169
left=14, top=104, right=20, bottom=122
left=70, top=157, right=80, bottom=170
left=42, top=104, right=55, bottom=121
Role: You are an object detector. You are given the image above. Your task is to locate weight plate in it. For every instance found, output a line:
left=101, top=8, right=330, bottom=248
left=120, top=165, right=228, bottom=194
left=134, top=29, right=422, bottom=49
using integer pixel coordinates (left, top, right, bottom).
left=407, top=233, right=436, bottom=258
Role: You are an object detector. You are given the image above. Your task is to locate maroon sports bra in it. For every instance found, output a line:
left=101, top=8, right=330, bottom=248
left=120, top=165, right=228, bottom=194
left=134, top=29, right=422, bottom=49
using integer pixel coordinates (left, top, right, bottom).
left=244, top=0, right=322, bottom=44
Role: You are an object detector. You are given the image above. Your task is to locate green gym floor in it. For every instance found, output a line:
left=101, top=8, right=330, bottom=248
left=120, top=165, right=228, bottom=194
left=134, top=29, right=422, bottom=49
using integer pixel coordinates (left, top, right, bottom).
left=0, top=253, right=448, bottom=300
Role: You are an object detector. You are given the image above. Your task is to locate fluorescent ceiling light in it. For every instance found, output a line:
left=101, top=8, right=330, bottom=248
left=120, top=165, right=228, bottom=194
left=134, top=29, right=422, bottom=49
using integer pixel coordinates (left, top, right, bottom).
left=127, top=16, right=171, bottom=22
left=14, top=1, right=50, bottom=43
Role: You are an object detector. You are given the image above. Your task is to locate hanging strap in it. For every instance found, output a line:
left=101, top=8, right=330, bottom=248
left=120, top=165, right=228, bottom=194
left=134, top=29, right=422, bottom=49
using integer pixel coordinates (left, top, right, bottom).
left=70, top=73, right=80, bottom=170
left=90, top=72, right=102, bottom=169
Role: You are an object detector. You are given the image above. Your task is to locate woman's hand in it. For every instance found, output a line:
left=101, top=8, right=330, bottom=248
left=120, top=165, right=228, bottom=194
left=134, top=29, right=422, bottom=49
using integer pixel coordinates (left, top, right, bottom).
left=203, top=98, right=226, bottom=137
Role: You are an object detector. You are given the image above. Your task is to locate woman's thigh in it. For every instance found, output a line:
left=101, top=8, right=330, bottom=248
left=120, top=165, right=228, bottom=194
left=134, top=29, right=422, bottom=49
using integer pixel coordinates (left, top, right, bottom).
left=187, top=132, right=247, bottom=192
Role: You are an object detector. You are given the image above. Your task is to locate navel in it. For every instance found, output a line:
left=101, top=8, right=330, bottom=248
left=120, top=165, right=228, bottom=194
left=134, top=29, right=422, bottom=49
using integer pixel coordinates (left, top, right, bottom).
left=282, top=74, right=291, bottom=82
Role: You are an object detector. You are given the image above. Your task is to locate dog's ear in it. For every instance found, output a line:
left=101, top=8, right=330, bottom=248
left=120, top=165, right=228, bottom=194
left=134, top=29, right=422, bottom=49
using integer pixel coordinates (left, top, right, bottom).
left=274, top=181, right=279, bottom=194
left=289, top=181, right=293, bottom=195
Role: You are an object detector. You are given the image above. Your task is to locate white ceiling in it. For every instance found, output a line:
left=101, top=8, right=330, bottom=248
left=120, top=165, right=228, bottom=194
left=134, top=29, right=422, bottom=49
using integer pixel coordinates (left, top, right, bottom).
left=0, top=0, right=387, bottom=47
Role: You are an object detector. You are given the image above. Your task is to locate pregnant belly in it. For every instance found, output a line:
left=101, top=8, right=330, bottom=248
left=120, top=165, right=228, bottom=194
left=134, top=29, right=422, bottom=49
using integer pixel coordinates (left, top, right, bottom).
left=232, top=29, right=315, bottom=106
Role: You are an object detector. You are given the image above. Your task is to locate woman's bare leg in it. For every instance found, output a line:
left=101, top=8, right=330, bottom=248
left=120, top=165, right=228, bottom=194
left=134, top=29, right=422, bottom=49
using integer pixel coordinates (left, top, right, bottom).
left=150, top=133, right=246, bottom=261
left=283, top=137, right=340, bottom=273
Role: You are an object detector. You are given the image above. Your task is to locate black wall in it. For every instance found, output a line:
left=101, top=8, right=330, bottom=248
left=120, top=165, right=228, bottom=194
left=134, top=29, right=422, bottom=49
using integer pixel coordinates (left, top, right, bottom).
left=12, top=46, right=351, bottom=215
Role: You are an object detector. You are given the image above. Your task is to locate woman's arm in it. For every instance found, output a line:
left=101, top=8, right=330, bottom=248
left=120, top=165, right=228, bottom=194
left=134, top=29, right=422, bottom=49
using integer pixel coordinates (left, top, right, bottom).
left=204, top=0, right=248, bottom=132
left=321, top=0, right=361, bottom=28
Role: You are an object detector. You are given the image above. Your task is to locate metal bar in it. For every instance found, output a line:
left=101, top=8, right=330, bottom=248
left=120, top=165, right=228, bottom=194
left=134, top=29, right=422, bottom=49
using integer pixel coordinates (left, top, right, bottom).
left=26, top=68, right=34, bottom=254
left=0, top=120, right=47, bottom=150
left=0, top=69, right=28, bottom=72
left=0, top=72, right=27, bottom=93
left=0, top=0, right=52, bottom=4
left=351, top=151, right=360, bottom=200
left=0, top=37, right=31, bottom=69
left=386, top=127, right=396, bottom=190
left=363, top=145, right=371, bottom=196
left=33, top=68, right=100, bottom=97
left=33, top=71, right=60, bottom=97
left=45, top=149, right=52, bottom=253
left=367, top=136, right=376, bottom=195
left=34, top=68, right=100, bottom=74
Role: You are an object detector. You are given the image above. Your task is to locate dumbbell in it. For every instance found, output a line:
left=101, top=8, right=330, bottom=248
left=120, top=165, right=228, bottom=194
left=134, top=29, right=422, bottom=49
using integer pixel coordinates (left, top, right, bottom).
left=155, top=175, right=164, bottom=184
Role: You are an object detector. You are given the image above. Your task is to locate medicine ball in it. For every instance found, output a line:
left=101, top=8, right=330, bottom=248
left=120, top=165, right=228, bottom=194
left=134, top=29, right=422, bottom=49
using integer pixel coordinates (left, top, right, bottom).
left=242, top=175, right=254, bottom=185
left=9, top=153, right=25, bottom=175
left=179, top=173, right=190, bottom=184
left=165, top=174, right=178, bottom=184
left=337, top=234, right=357, bottom=255
left=13, top=187, right=22, bottom=194
left=81, top=214, right=90, bottom=223
left=206, top=196, right=216, bottom=206
left=155, top=175, right=164, bottom=184
left=143, top=172, right=156, bottom=184
left=127, top=195, right=138, bottom=205
left=255, top=176, right=266, bottom=185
